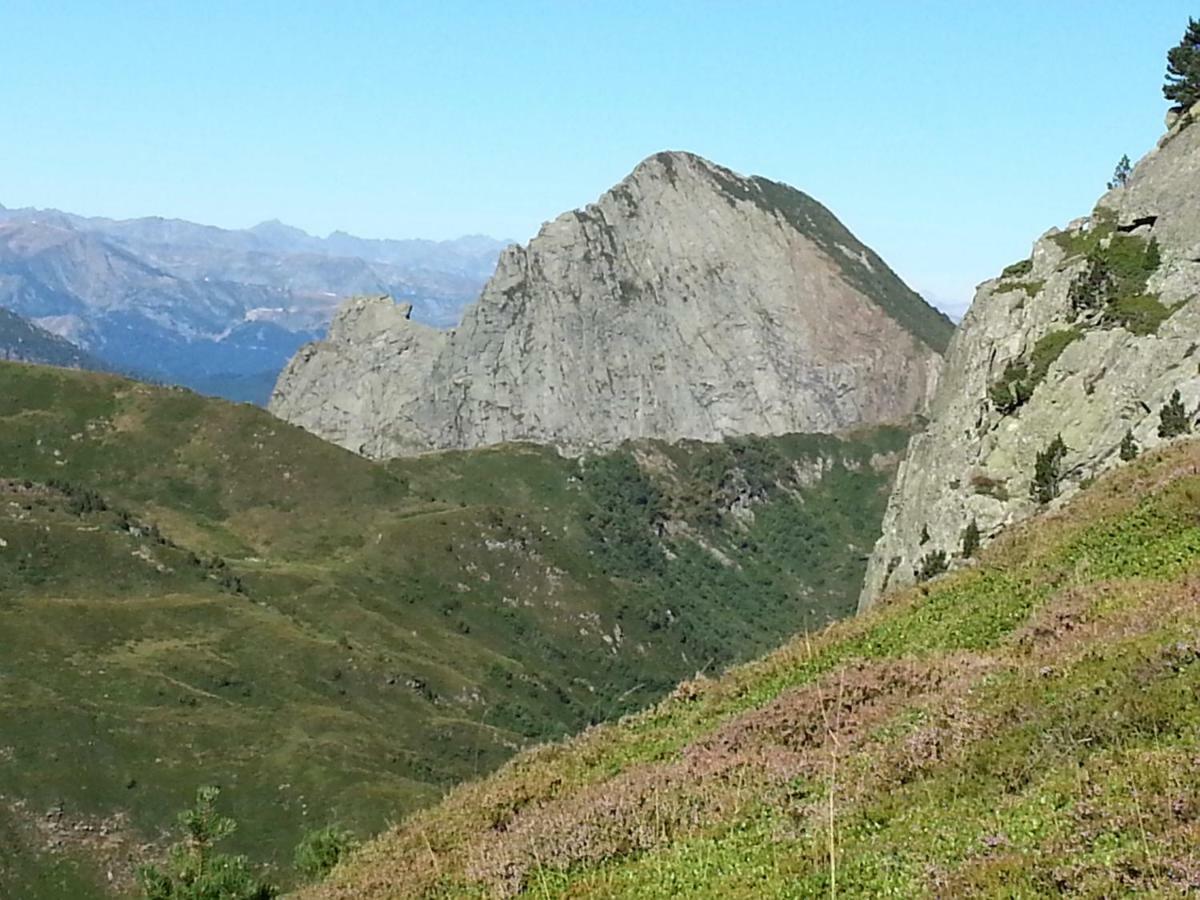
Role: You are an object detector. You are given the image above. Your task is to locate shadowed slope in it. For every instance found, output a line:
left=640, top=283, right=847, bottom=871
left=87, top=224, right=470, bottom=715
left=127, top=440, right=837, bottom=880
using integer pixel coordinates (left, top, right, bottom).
left=0, top=307, right=100, bottom=369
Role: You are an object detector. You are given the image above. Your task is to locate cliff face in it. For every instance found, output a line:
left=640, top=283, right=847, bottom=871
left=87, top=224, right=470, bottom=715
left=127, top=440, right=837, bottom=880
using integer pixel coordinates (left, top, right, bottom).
left=860, top=106, right=1200, bottom=610
left=268, top=296, right=449, bottom=457
left=271, top=151, right=951, bottom=457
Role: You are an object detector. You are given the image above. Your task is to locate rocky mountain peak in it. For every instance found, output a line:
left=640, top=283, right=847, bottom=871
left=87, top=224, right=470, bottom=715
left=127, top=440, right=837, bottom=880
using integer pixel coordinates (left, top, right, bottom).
left=271, top=152, right=952, bottom=458
left=624, top=149, right=737, bottom=188
left=249, top=218, right=313, bottom=248
left=325, top=293, right=418, bottom=343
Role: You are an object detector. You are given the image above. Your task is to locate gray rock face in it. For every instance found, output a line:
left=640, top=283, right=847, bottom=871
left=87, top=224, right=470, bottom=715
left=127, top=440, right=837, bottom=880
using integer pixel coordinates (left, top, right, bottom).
left=271, top=151, right=952, bottom=457
left=860, top=114, right=1200, bottom=610
left=271, top=296, right=449, bottom=458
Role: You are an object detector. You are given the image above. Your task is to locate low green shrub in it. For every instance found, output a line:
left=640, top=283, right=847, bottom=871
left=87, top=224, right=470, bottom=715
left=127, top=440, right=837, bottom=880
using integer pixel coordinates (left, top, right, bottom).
left=1104, top=293, right=1174, bottom=335
left=1000, top=259, right=1033, bottom=279
left=995, top=278, right=1045, bottom=297
left=988, top=329, right=1080, bottom=415
left=294, top=825, right=359, bottom=881
left=915, top=549, right=948, bottom=582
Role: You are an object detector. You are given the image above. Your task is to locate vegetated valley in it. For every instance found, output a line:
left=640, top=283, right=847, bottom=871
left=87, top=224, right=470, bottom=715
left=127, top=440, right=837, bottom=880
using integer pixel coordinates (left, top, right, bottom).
left=7, top=18, right=1200, bottom=898
left=0, top=361, right=902, bottom=897
left=304, top=439, right=1200, bottom=898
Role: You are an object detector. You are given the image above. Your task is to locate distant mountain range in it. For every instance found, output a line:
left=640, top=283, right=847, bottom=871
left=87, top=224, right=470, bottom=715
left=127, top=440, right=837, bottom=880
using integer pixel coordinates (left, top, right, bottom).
left=0, top=202, right=508, bottom=403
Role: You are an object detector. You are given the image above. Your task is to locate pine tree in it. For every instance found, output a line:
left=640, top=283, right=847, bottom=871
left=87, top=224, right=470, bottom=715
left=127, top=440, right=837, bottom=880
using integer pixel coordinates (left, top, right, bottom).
left=1164, top=17, right=1200, bottom=110
left=1158, top=389, right=1192, bottom=439
left=961, top=519, right=981, bottom=557
left=1031, top=435, right=1068, bottom=505
left=1119, top=429, right=1139, bottom=461
left=1107, top=154, right=1132, bottom=189
left=1067, top=249, right=1113, bottom=316
left=137, top=786, right=276, bottom=900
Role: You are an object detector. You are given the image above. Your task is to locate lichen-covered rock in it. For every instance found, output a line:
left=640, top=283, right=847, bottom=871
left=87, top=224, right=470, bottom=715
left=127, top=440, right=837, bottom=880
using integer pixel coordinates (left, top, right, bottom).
left=270, top=151, right=951, bottom=458
left=860, top=115, right=1200, bottom=610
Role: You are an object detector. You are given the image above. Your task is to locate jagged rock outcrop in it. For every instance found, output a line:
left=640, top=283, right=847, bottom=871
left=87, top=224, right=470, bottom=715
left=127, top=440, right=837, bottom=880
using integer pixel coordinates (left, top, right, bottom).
left=271, top=296, right=449, bottom=457
left=271, top=151, right=952, bottom=457
left=860, top=104, right=1200, bottom=610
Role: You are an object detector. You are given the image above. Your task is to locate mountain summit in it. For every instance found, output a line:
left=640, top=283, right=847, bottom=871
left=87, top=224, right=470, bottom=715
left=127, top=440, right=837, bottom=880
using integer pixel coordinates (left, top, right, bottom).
left=271, top=151, right=952, bottom=457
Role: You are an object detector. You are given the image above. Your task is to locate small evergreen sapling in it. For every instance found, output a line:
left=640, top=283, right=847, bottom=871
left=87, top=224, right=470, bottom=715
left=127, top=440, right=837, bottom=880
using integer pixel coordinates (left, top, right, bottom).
left=1107, top=154, right=1132, bottom=189
left=1068, top=250, right=1113, bottom=315
left=1164, top=17, right=1200, bottom=111
left=1031, top=435, right=1068, bottom=505
left=1119, top=429, right=1140, bottom=461
left=1158, top=389, right=1192, bottom=439
left=137, top=786, right=276, bottom=900
left=961, top=519, right=981, bottom=557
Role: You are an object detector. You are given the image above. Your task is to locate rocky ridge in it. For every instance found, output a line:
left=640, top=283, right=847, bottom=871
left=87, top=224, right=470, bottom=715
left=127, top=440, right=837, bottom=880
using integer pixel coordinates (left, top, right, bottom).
left=0, top=307, right=99, bottom=370
left=270, top=152, right=952, bottom=457
left=275, top=297, right=450, bottom=457
left=860, top=103, right=1200, bottom=610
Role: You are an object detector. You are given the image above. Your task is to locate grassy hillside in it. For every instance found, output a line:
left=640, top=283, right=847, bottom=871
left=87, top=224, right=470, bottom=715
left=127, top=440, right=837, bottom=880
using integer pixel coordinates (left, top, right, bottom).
left=0, top=361, right=903, bottom=897
left=305, top=440, right=1200, bottom=898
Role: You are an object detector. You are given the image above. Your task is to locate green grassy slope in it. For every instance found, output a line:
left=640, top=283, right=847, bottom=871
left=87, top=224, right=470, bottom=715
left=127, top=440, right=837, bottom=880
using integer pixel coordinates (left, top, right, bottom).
left=306, top=440, right=1200, bottom=898
left=0, top=361, right=903, bottom=897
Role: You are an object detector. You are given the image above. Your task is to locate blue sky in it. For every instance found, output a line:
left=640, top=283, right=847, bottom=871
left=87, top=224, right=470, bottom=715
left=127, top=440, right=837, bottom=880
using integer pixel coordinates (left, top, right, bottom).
left=2, top=1, right=1195, bottom=315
